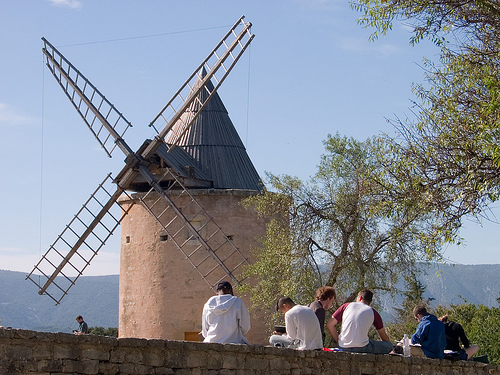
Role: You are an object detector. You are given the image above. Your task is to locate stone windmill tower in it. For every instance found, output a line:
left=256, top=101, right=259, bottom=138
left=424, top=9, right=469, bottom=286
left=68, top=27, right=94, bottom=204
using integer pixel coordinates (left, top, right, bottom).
left=27, top=17, right=269, bottom=344
left=118, top=72, right=268, bottom=343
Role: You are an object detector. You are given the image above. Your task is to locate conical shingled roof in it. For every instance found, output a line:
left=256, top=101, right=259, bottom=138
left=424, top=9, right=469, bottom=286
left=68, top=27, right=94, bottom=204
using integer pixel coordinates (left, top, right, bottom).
left=165, top=75, right=262, bottom=191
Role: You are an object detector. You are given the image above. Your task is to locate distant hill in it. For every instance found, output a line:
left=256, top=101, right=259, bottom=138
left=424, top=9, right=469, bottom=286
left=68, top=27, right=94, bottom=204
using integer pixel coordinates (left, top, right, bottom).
left=0, top=270, right=118, bottom=333
left=378, top=263, right=500, bottom=321
left=419, top=263, right=500, bottom=307
left=1, top=263, right=499, bottom=332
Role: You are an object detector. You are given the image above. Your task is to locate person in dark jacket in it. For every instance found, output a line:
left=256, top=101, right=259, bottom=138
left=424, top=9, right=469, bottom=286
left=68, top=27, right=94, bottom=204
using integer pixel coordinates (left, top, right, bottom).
left=73, top=315, right=88, bottom=335
left=411, top=306, right=446, bottom=359
left=438, top=314, right=478, bottom=360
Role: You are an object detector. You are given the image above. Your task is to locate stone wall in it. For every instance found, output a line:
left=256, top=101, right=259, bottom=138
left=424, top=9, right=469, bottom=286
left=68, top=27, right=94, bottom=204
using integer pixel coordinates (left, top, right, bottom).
left=1, top=328, right=499, bottom=375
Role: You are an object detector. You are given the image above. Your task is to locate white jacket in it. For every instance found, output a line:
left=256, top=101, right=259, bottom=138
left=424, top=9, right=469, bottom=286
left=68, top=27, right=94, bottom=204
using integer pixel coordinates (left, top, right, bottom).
left=202, top=294, right=251, bottom=344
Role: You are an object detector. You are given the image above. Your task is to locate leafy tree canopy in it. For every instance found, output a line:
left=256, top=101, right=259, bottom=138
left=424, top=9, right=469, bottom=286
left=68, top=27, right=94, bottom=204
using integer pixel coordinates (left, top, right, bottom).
left=242, top=134, right=442, bottom=320
left=351, top=0, right=500, bottom=243
left=88, top=326, right=118, bottom=337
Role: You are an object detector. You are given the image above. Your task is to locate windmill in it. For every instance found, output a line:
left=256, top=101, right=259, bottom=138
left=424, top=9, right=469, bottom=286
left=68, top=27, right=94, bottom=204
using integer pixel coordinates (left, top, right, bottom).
left=26, top=17, right=265, bottom=340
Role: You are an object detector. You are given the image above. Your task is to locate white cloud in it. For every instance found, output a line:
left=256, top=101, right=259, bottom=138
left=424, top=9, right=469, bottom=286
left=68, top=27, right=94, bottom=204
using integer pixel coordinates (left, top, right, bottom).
left=46, top=0, right=82, bottom=10
left=0, top=103, right=38, bottom=126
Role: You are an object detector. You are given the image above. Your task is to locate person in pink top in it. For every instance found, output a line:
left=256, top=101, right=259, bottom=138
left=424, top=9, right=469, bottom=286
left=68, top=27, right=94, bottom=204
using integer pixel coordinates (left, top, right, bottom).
left=326, top=289, right=393, bottom=354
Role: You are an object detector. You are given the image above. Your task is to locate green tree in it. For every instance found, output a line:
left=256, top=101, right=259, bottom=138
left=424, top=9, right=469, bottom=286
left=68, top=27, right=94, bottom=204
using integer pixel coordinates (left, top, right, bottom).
left=243, top=134, right=441, bottom=319
left=88, top=326, right=118, bottom=337
left=351, top=0, right=500, bottom=245
left=387, top=275, right=432, bottom=340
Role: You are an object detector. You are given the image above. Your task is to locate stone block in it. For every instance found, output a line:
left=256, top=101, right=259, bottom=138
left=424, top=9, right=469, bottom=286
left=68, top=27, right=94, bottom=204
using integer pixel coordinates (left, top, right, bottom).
left=82, top=347, right=110, bottom=361
left=271, top=356, right=294, bottom=371
left=37, top=359, right=62, bottom=372
left=206, top=352, right=224, bottom=369
left=153, top=368, right=175, bottom=375
left=127, top=364, right=153, bottom=375
left=53, top=344, right=80, bottom=359
left=221, top=354, right=239, bottom=369
left=80, top=359, right=99, bottom=375
left=124, top=349, right=144, bottom=364
left=118, top=337, right=148, bottom=347
left=244, top=356, right=268, bottom=370
left=143, top=349, right=165, bottom=367
left=32, top=344, right=52, bottom=359
left=236, top=369, right=258, bottom=375
left=6, top=345, right=32, bottom=360
left=119, top=362, right=136, bottom=374
left=185, top=351, right=208, bottom=368
left=98, top=361, right=120, bottom=375
left=62, top=359, right=82, bottom=372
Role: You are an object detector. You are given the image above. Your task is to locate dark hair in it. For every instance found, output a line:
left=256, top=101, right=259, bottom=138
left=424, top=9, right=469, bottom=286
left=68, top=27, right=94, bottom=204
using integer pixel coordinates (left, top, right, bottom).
left=276, top=297, right=295, bottom=311
left=413, top=305, right=427, bottom=317
left=316, top=286, right=336, bottom=301
left=358, top=289, right=373, bottom=304
left=216, top=281, right=233, bottom=295
left=76, top=315, right=83, bottom=320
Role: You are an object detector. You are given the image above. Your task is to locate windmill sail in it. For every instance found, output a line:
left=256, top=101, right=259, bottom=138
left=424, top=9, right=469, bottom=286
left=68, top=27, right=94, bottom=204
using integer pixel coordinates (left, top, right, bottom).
left=28, top=16, right=255, bottom=304
left=42, top=38, right=134, bottom=158
left=26, top=174, right=133, bottom=304
left=146, top=15, right=254, bottom=149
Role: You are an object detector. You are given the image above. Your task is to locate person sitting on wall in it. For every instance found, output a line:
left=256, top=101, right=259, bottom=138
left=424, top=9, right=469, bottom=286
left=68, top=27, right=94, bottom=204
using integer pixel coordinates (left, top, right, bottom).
left=73, top=315, right=88, bottom=335
left=438, top=314, right=479, bottom=360
left=270, top=296, right=323, bottom=350
left=326, top=289, right=393, bottom=354
left=411, top=306, right=446, bottom=359
left=201, top=281, right=251, bottom=344
left=308, top=286, right=336, bottom=344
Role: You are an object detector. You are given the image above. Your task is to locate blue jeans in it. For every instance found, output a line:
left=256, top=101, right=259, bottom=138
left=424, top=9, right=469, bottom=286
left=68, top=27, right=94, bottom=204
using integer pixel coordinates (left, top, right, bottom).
left=340, top=340, right=393, bottom=354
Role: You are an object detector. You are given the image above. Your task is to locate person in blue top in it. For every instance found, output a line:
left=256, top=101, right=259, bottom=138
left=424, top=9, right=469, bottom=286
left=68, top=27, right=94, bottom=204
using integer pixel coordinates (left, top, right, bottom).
left=411, top=306, right=446, bottom=359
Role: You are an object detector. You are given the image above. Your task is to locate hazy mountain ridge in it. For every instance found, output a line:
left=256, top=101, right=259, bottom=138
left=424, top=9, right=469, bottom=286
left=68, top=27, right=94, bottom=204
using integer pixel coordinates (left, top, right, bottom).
left=1, top=263, right=499, bottom=333
left=377, top=263, right=500, bottom=322
left=0, top=270, right=118, bottom=333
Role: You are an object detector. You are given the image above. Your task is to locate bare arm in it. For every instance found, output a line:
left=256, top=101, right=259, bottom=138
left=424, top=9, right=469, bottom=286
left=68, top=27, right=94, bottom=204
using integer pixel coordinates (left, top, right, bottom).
left=326, top=317, right=339, bottom=343
left=377, top=327, right=390, bottom=342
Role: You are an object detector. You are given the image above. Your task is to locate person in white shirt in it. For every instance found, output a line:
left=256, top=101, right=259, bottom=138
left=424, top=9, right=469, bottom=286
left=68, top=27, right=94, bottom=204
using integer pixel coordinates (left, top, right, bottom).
left=326, top=289, right=393, bottom=354
left=269, top=297, right=323, bottom=350
left=202, top=281, right=251, bottom=344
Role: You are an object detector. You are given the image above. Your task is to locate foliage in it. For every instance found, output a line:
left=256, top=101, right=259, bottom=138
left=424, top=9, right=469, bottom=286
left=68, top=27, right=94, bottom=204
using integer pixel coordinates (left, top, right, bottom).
left=351, top=0, right=500, bottom=244
left=242, top=134, right=442, bottom=319
left=352, top=0, right=500, bottom=48
left=386, top=275, right=432, bottom=341
left=88, top=326, right=118, bottom=337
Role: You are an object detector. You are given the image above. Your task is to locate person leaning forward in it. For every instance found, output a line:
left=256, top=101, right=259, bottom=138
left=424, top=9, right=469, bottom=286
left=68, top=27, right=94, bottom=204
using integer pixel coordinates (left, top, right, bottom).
left=411, top=306, right=446, bottom=359
left=73, top=315, right=88, bottom=335
left=269, top=296, right=323, bottom=350
left=326, top=289, right=393, bottom=354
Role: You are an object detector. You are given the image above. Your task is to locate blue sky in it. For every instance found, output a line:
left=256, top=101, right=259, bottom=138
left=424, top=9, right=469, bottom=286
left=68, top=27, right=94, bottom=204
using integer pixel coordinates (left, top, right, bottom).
left=1, top=0, right=498, bottom=276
